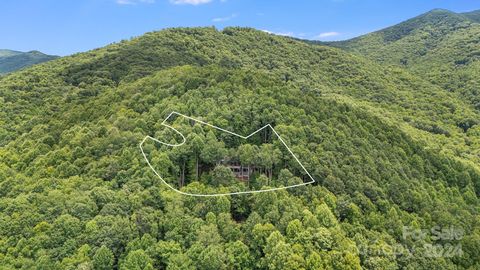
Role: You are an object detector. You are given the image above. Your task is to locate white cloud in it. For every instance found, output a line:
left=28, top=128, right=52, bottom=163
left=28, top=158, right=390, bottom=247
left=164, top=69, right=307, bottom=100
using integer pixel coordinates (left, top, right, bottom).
left=116, top=0, right=154, bottom=5
left=170, top=0, right=212, bottom=5
left=262, top=30, right=295, bottom=37
left=316, top=32, right=340, bottom=38
left=212, top=13, right=237, bottom=22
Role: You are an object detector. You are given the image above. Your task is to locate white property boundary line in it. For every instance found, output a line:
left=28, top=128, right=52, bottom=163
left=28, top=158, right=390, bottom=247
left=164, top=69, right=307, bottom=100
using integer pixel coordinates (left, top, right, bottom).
left=140, top=111, right=316, bottom=196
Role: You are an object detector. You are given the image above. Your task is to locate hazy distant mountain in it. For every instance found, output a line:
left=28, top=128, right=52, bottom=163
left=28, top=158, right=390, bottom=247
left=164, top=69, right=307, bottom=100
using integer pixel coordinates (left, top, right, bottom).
left=0, top=49, right=58, bottom=74
left=462, top=9, right=480, bottom=22
left=0, top=49, right=24, bottom=57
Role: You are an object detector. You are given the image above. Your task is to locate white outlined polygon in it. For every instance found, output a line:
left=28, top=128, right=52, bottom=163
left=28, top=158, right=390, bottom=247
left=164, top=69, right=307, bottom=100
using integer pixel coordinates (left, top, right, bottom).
left=140, top=111, right=316, bottom=196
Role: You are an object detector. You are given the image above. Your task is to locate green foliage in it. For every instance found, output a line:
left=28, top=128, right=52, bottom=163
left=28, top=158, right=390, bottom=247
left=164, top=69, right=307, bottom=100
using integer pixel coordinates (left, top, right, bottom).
left=0, top=24, right=478, bottom=270
left=210, top=165, right=236, bottom=186
left=93, top=245, right=114, bottom=270
left=328, top=9, right=480, bottom=112
left=121, top=250, right=154, bottom=270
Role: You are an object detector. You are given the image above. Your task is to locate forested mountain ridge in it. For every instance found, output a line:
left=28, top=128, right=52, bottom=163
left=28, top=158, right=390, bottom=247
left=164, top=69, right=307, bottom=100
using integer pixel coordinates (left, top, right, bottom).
left=0, top=50, right=23, bottom=57
left=462, top=9, right=480, bottom=23
left=0, top=27, right=479, bottom=269
left=0, top=49, right=58, bottom=75
left=326, top=9, right=480, bottom=110
left=2, top=27, right=479, bottom=167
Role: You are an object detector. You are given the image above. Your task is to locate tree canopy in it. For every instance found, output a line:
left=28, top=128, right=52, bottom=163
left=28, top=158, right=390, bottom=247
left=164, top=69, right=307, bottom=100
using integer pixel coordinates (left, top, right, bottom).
left=0, top=24, right=479, bottom=269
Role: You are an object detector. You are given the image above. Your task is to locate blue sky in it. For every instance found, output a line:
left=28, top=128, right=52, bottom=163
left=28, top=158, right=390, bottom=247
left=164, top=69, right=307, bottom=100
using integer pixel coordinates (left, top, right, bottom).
left=1, top=0, right=479, bottom=56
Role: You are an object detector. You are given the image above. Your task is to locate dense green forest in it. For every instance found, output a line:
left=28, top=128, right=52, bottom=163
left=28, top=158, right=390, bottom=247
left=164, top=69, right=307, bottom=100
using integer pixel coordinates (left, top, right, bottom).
left=0, top=19, right=479, bottom=270
left=0, top=49, right=58, bottom=75
left=142, top=114, right=309, bottom=194
left=326, top=9, right=480, bottom=111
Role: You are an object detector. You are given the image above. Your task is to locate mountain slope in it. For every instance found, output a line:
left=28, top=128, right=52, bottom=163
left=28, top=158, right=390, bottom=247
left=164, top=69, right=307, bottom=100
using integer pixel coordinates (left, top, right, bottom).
left=327, top=9, right=480, bottom=110
left=0, top=49, right=58, bottom=75
left=0, top=27, right=479, bottom=269
left=0, top=49, right=24, bottom=57
left=3, top=27, right=479, bottom=167
left=462, top=9, right=480, bottom=23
